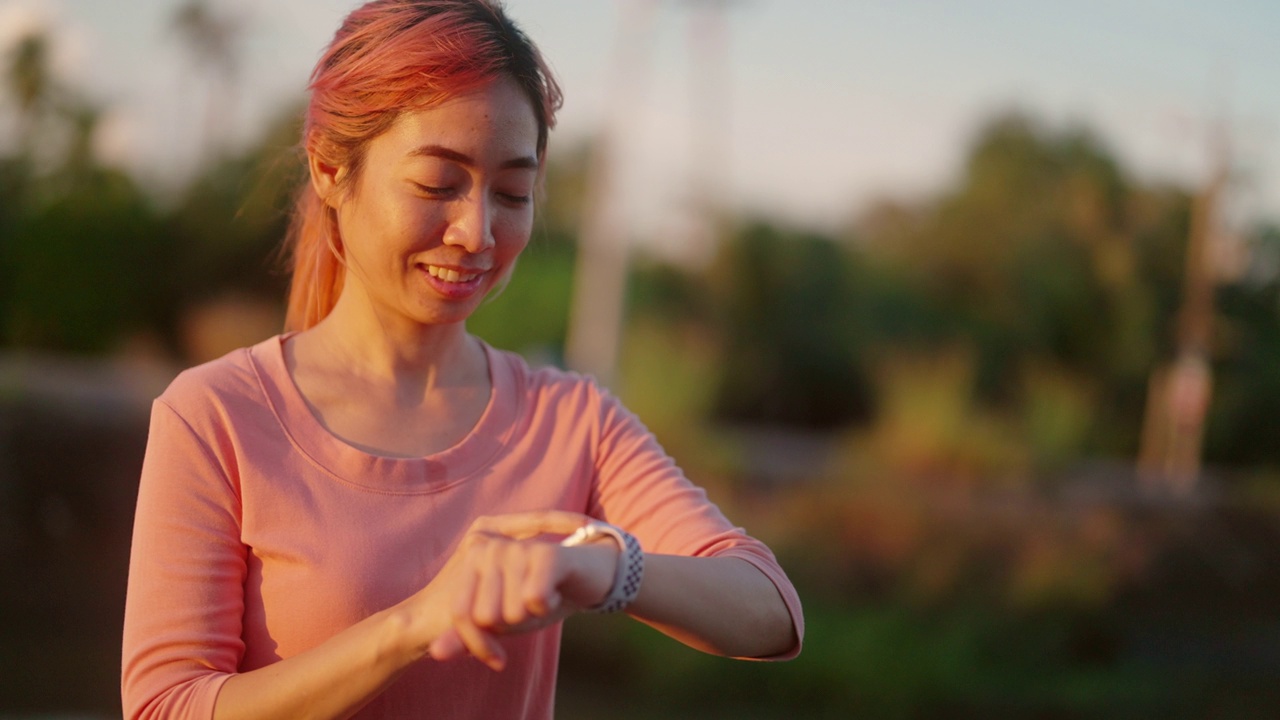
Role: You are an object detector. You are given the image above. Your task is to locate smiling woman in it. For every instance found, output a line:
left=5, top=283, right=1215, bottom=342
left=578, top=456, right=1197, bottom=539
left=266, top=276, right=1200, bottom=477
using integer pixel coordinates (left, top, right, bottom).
left=311, top=78, right=539, bottom=330
left=119, top=2, right=802, bottom=719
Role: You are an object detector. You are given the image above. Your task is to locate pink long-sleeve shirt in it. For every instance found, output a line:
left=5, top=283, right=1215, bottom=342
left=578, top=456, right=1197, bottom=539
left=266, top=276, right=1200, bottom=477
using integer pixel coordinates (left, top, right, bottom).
left=121, top=335, right=803, bottom=719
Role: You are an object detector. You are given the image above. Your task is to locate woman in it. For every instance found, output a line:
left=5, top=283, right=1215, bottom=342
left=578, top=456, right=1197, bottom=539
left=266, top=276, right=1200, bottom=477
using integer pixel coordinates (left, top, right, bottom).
left=121, top=1, right=802, bottom=718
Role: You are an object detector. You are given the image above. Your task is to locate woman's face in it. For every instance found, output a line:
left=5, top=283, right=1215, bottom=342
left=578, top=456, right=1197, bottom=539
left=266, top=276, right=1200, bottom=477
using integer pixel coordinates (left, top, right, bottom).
left=323, top=75, right=540, bottom=329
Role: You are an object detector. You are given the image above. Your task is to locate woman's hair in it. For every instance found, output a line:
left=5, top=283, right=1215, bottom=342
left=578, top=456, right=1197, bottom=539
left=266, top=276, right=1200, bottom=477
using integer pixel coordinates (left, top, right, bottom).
left=283, top=0, right=562, bottom=331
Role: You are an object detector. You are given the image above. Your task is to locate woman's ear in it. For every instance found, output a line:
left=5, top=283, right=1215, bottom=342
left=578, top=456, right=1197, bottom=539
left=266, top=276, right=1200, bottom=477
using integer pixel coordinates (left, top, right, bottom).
left=309, top=153, right=347, bottom=208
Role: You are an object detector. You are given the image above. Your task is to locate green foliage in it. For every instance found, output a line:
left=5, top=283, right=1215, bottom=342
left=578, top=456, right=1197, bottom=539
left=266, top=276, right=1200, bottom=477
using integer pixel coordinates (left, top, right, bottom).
left=1204, top=257, right=1280, bottom=464
left=844, top=111, right=1195, bottom=461
left=0, top=115, right=303, bottom=356
left=163, top=107, right=303, bottom=304
left=561, top=598, right=1169, bottom=720
left=707, top=221, right=873, bottom=429
left=0, top=25, right=302, bottom=356
left=1, top=167, right=165, bottom=352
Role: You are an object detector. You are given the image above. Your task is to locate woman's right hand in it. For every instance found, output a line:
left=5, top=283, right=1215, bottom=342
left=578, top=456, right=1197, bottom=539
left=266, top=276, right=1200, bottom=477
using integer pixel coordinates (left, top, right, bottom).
left=406, top=511, right=620, bottom=671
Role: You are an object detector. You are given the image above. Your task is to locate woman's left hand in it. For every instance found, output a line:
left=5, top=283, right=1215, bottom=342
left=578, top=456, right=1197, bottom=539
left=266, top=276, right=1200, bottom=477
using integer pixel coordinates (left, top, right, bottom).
left=423, top=511, right=619, bottom=666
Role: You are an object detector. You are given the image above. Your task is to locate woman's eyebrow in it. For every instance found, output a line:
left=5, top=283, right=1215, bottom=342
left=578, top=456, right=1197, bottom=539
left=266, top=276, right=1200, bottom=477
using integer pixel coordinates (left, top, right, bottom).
left=407, top=144, right=538, bottom=170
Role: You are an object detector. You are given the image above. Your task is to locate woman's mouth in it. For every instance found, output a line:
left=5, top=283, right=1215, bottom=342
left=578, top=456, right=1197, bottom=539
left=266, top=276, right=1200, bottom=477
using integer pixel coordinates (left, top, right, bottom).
left=425, top=265, right=482, bottom=283
left=419, top=263, right=487, bottom=299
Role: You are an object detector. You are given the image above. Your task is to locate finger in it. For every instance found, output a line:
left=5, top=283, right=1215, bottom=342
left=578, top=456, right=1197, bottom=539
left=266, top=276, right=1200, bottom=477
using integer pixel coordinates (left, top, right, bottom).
left=522, top=542, right=562, bottom=618
left=453, top=620, right=507, bottom=672
left=501, top=544, right=532, bottom=626
left=470, top=511, right=592, bottom=540
left=429, top=623, right=505, bottom=668
left=451, top=559, right=480, bottom=629
left=428, top=627, right=466, bottom=661
left=433, top=558, right=506, bottom=670
left=470, top=543, right=504, bottom=629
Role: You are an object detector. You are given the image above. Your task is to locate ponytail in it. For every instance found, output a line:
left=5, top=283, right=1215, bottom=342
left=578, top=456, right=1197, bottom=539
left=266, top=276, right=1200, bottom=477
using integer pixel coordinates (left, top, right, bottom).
left=283, top=184, right=345, bottom=331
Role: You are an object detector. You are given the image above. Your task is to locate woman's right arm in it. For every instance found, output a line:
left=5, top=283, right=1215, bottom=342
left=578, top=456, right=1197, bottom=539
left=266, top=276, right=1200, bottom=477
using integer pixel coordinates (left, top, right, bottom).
left=123, top=400, right=440, bottom=720
left=122, top=402, right=613, bottom=720
left=209, top=606, right=430, bottom=720
left=123, top=399, right=251, bottom=719
left=213, top=513, right=618, bottom=720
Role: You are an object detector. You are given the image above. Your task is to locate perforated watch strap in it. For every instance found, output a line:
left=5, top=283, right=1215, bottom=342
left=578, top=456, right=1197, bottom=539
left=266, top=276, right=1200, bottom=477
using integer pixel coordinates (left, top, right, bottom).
left=561, top=521, right=645, bottom=614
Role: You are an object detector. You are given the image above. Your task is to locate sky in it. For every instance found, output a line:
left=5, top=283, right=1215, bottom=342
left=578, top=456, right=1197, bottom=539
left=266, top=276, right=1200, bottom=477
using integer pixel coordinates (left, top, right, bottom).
left=3, top=0, right=1279, bottom=259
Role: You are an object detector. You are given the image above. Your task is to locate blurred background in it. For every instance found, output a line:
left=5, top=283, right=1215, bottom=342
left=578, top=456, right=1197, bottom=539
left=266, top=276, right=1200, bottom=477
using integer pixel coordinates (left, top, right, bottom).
left=2, top=0, right=1280, bottom=718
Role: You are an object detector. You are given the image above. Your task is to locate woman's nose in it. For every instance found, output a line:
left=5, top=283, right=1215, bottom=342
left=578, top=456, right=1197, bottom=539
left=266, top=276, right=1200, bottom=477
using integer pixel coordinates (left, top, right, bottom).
left=442, top=193, right=495, bottom=253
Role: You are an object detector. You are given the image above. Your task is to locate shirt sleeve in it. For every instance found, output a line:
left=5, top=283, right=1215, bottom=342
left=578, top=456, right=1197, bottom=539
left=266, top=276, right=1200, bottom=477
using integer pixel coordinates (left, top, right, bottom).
left=121, top=399, right=246, bottom=719
left=586, top=386, right=804, bottom=660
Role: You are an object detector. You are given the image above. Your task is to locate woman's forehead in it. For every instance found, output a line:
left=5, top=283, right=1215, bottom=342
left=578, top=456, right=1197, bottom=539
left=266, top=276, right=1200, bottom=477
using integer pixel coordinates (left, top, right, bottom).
left=380, top=79, right=540, bottom=163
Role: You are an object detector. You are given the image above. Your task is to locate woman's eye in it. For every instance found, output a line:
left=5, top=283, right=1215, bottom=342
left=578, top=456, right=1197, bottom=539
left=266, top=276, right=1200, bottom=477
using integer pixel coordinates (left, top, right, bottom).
left=497, top=192, right=532, bottom=205
left=414, top=183, right=453, bottom=197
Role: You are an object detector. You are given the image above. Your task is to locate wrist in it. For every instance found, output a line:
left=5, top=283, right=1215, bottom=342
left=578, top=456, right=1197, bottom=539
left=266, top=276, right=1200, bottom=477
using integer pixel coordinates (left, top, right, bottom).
left=561, top=521, right=645, bottom=613
left=563, top=542, right=620, bottom=609
left=383, top=596, right=442, bottom=663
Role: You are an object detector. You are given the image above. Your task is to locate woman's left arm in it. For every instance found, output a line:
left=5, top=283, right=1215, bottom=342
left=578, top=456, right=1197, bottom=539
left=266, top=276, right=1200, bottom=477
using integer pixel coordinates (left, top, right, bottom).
left=587, top=387, right=804, bottom=660
left=628, top=554, right=799, bottom=658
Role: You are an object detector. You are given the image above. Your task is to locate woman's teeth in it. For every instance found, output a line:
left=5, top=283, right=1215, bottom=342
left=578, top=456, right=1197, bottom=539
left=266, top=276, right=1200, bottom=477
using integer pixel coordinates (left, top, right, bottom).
left=426, top=265, right=480, bottom=283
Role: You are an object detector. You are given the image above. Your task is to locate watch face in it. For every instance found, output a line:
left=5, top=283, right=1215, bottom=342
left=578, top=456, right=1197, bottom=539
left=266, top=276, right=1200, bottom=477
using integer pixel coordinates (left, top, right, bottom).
left=561, top=523, right=598, bottom=547
left=561, top=521, right=618, bottom=548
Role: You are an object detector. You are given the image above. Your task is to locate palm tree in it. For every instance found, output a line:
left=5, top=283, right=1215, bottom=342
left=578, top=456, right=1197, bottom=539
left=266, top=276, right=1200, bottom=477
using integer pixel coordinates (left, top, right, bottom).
left=170, top=0, right=241, bottom=159
left=5, top=29, right=54, bottom=156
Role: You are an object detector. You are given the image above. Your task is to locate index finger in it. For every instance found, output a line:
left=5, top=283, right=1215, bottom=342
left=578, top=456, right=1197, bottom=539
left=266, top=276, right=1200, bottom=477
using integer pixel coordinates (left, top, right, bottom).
left=470, top=511, right=591, bottom=540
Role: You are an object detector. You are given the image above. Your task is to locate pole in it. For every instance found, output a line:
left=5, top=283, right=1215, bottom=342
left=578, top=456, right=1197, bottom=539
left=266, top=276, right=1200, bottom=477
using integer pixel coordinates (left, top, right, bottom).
left=564, top=0, right=660, bottom=388
left=1138, top=127, right=1229, bottom=493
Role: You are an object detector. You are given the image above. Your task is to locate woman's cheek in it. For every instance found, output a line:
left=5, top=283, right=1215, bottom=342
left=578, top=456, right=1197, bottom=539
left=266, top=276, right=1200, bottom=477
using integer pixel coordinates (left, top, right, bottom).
left=491, top=219, right=527, bottom=257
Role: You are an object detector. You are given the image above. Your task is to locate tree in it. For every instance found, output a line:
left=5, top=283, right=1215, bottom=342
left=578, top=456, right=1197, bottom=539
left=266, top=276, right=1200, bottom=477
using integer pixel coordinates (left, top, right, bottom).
left=853, top=112, right=1192, bottom=455
left=171, top=0, right=241, bottom=158
left=708, top=221, right=872, bottom=430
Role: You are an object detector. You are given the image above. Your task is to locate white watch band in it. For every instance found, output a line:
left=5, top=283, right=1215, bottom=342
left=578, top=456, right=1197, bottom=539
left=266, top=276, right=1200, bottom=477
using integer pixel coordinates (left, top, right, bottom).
left=560, top=520, right=644, bottom=613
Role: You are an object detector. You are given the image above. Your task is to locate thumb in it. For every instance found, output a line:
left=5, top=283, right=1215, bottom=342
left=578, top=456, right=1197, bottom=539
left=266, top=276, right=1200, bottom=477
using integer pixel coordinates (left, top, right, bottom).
left=428, top=628, right=466, bottom=662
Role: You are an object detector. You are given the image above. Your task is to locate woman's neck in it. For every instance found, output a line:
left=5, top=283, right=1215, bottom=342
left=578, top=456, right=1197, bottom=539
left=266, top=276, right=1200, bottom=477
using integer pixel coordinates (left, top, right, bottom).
left=300, top=290, right=487, bottom=400
left=283, top=294, right=494, bottom=458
